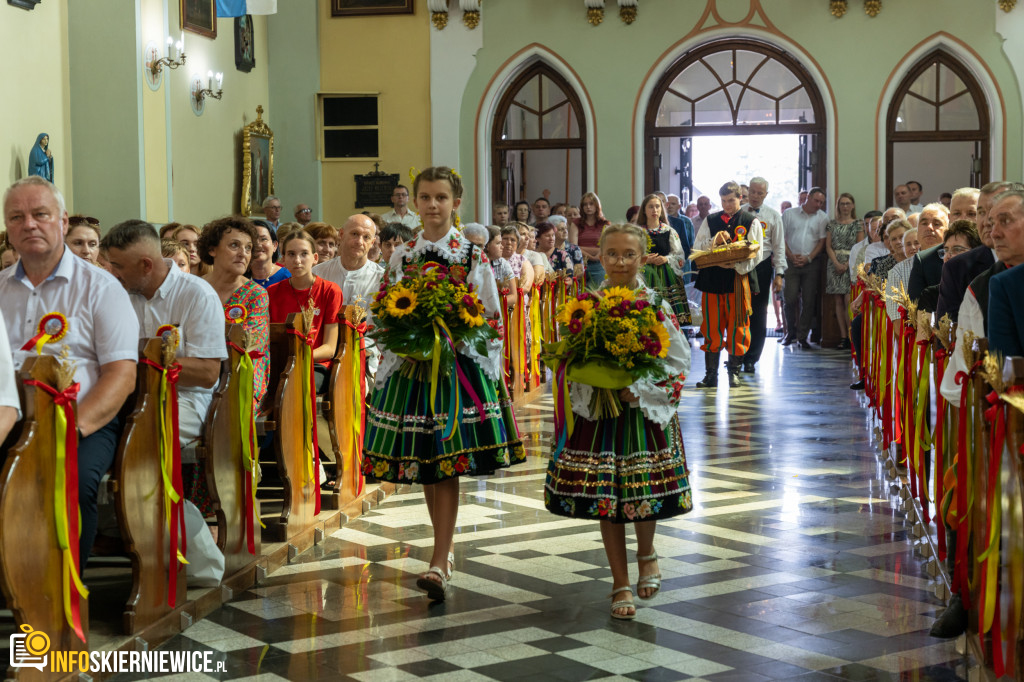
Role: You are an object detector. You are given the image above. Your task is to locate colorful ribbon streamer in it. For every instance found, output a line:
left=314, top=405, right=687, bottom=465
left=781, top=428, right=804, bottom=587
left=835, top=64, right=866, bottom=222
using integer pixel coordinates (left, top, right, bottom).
left=21, top=312, right=68, bottom=355
left=551, top=359, right=574, bottom=461
left=227, top=341, right=266, bottom=554
left=139, top=358, right=188, bottom=607
left=24, top=378, right=88, bottom=643
left=341, top=320, right=369, bottom=499
left=286, top=328, right=320, bottom=516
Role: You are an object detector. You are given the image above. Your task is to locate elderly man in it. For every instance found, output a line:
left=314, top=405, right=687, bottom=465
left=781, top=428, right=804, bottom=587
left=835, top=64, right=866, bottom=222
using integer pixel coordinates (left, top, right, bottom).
left=782, top=186, right=828, bottom=348
left=695, top=195, right=713, bottom=225
left=907, top=191, right=967, bottom=308
left=741, top=177, right=786, bottom=373
left=0, top=177, right=139, bottom=568
left=313, top=214, right=384, bottom=381
left=262, top=195, right=282, bottom=228
left=381, top=185, right=418, bottom=229
left=936, top=183, right=1023, bottom=322
left=294, top=203, right=313, bottom=226
left=664, top=193, right=696, bottom=263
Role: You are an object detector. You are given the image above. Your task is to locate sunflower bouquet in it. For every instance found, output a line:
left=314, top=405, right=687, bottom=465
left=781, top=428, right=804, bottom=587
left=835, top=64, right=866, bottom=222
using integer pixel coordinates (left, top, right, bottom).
left=370, top=262, right=497, bottom=366
left=543, top=286, right=672, bottom=427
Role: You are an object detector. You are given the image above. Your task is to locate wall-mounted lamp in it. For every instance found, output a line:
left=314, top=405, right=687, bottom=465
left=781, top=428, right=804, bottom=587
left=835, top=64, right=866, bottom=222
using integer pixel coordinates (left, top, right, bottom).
left=143, top=34, right=186, bottom=91
left=190, top=71, right=223, bottom=116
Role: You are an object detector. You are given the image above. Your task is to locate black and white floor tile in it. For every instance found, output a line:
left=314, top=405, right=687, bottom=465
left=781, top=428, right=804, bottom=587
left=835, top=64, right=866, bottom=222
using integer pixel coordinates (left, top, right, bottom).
left=111, top=338, right=968, bottom=681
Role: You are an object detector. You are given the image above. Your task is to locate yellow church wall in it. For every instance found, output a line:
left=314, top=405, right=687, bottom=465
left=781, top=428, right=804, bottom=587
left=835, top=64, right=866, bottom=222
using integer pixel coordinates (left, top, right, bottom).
left=0, top=1, right=72, bottom=200
left=317, top=0, right=431, bottom=227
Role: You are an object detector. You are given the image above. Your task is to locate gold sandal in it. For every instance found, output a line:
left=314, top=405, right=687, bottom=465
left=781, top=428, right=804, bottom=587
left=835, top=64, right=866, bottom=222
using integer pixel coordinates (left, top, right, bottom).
left=610, top=586, right=636, bottom=620
left=637, top=552, right=662, bottom=600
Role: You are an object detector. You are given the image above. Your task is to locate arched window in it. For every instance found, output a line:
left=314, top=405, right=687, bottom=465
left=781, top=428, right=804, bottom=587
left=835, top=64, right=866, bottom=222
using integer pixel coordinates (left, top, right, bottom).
left=886, top=50, right=989, bottom=203
left=644, top=40, right=826, bottom=201
left=491, top=62, right=586, bottom=208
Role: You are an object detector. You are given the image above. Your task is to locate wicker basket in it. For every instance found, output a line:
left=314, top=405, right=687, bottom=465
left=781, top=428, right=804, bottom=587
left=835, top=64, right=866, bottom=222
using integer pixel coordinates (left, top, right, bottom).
left=690, top=241, right=759, bottom=270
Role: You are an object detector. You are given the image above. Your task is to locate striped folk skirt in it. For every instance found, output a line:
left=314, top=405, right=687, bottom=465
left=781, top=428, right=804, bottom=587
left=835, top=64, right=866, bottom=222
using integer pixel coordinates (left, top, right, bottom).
left=644, top=263, right=692, bottom=326
left=363, top=355, right=525, bottom=485
left=544, top=406, right=692, bottom=524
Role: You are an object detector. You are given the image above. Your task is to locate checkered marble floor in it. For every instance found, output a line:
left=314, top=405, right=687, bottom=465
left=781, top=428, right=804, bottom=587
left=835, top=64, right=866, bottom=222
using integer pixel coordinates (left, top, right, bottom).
left=111, top=338, right=968, bottom=681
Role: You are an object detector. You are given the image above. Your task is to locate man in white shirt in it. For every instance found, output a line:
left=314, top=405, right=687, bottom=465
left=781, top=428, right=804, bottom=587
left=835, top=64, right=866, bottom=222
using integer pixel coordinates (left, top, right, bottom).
left=907, top=180, right=925, bottom=213
left=101, top=221, right=226, bottom=456
left=0, top=176, right=139, bottom=569
left=294, top=203, right=313, bottom=226
left=381, top=185, right=419, bottom=229
left=782, top=187, right=829, bottom=348
left=313, top=214, right=384, bottom=380
left=741, top=177, right=786, bottom=372
left=894, top=184, right=923, bottom=216
left=0, top=312, right=18, bottom=444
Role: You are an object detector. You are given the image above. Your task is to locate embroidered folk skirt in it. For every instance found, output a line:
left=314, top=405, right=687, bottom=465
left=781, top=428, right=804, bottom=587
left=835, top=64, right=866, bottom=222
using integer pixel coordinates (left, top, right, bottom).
left=544, top=406, right=692, bottom=524
left=363, top=354, right=525, bottom=485
left=643, top=263, right=691, bottom=327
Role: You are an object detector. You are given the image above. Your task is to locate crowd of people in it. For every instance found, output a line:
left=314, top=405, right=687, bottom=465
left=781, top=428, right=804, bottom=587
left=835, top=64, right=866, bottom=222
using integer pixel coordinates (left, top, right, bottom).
left=1, top=168, right=1022, bottom=620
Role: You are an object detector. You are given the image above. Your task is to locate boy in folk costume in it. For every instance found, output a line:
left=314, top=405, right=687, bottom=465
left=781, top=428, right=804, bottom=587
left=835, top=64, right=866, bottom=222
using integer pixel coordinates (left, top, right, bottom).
left=692, top=182, right=764, bottom=388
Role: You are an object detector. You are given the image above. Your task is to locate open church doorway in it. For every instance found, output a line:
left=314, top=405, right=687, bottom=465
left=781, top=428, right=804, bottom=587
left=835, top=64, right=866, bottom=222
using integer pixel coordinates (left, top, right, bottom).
left=644, top=39, right=826, bottom=206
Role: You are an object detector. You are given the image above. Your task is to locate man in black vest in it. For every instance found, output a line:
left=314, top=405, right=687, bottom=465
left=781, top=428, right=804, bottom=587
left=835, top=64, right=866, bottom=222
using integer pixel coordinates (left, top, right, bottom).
left=692, top=181, right=763, bottom=388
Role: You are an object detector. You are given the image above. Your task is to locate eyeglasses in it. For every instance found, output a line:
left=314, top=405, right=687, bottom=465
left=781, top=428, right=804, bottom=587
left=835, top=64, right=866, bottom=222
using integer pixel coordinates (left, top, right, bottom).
left=938, top=245, right=971, bottom=258
left=298, top=209, right=312, bottom=214
left=69, top=215, right=99, bottom=227
left=605, top=253, right=640, bottom=264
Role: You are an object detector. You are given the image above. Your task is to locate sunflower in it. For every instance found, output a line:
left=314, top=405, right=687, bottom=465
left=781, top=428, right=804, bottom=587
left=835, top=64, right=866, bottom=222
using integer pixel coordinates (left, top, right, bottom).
left=458, top=293, right=485, bottom=327
left=385, top=286, right=419, bottom=318
left=557, top=298, right=595, bottom=326
left=652, top=323, right=671, bottom=358
left=602, top=286, right=635, bottom=306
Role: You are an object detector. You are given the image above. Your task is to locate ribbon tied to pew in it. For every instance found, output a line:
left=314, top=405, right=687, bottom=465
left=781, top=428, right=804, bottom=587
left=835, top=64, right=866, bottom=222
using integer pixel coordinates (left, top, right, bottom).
left=227, top=338, right=267, bottom=555
left=341, top=317, right=370, bottom=498
left=23, top=377, right=88, bottom=643
left=285, top=325, right=320, bottom=515
left=140, top=331, right=189, bottom=608
left=21, top=311, right=68, bottom=354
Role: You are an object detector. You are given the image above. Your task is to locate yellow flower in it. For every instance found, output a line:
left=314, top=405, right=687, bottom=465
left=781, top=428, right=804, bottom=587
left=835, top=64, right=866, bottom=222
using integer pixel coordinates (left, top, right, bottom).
left=653, top=324, right=671, bottom=358
left=459, top=293, right=485, bottom=327
left=385, top=286, right=418, bottom=318
left=557, top=298, right=595, bottom=326
left=602, top=286, right=635, bottom=306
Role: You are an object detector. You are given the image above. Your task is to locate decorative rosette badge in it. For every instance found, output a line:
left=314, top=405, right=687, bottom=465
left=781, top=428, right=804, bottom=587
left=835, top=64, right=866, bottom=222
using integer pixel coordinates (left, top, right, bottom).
left=156, top=324, right=179, bottom=342
left=734, top=225, right=748, bottom=240
left=225, top=304, right=249, bottom=324
left=21, top=311, right=69, bottom=354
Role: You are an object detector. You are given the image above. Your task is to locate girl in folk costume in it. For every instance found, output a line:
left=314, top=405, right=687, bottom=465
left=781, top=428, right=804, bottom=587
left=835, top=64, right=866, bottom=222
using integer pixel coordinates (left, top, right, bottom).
left=364, top=167, right=524, bottom=600
left=692, top=182, right=763, bottom=389
left=637, top=194, right=691, bottom=327
left=545, top=223, right=692, bottom=620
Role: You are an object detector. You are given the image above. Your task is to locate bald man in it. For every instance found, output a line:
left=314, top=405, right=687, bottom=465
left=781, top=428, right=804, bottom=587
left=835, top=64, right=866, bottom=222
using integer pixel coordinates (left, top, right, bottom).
left=313, top=214, right=385, bottom=378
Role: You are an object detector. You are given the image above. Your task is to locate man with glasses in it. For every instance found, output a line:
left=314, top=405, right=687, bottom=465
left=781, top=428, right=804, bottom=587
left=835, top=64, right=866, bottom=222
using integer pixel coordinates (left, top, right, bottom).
left=294, top=203, right=313, bottom=227
left=262, top=196, right=282, bottom=229
left=692, top=181, right=763, bottom=389
left=382, top=184, right=418, bottom=229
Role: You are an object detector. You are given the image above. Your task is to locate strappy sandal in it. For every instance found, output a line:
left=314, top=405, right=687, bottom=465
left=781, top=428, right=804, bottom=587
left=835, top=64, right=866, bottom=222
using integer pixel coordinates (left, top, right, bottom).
left=637, top=552, right=662, bottom=600
left=445, top=551, right=455, bottom=581
left=610, top=586, right=636, bottom=620
left=416, top=567, right=448, bottom=601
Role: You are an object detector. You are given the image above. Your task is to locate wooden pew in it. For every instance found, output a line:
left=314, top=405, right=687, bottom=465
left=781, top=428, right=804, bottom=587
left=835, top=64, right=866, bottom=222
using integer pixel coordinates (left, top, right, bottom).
left=1002, top=357, right=1024, bottom=679
left=114, top=337, right=185, bottom=635
left=0, top=355, right=89, bottom=681
left=197, top=324, right=260, bottom=577
left=260, top=313, right=319, bottom=542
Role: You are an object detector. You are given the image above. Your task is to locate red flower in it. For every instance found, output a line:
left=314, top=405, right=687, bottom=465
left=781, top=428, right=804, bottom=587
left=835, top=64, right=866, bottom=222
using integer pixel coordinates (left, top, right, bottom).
left=454, top=455, right=469, bottom=473
left=608, top=307, right=624, bottom=318
left=655, top=310, right=665, bottom=321
left=450, top=265, right=467, bottom=281
left=635, top=299, right=649, bottom=310
left=568, top=318, right=583, bottom=334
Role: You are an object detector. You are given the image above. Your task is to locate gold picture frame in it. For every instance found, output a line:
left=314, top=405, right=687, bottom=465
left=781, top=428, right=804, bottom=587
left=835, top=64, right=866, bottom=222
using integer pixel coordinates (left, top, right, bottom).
left=181, top=0, right=217, bottom=39
left=241, top=105, right=274, bottom=217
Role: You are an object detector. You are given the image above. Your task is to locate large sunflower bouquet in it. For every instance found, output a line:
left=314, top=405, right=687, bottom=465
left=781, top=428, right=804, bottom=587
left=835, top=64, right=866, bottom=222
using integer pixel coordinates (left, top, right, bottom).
left=370, top=262, right=497, bottom=364
left=543, top=286, right=672, bottom=433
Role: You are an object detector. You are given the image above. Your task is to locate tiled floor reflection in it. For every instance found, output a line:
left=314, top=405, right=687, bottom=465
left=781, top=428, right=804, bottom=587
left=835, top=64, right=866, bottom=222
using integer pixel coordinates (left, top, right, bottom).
left=112, top=339, right=968, bottom=681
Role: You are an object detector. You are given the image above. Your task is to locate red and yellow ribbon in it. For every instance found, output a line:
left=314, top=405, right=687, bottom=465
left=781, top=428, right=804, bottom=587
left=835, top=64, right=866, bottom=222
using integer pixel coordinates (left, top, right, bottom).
left=21, top=312, right=68, bottom=354
left=227, top=340, right=266, bottom=554
left=341, top=320, right=369, bottom=499
left=529, top=286, right=542, bottom=388
left=23, top=378, right=88, bottom=642
left=225, top=304, right=249, bottom=324
left=286, top=328, right=320, bottom=515
left=139, top=357, right=188, bottom=607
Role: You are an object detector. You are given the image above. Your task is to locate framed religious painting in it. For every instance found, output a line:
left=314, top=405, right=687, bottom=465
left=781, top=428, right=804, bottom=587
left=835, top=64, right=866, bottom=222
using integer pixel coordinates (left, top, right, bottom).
left=181, top=0, right=216, bottom=39
left=241, top=106, right=274, bottom=217
left=234, top=14, right=255, bottom=73
left=331, top=0, right=413, bottom=17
